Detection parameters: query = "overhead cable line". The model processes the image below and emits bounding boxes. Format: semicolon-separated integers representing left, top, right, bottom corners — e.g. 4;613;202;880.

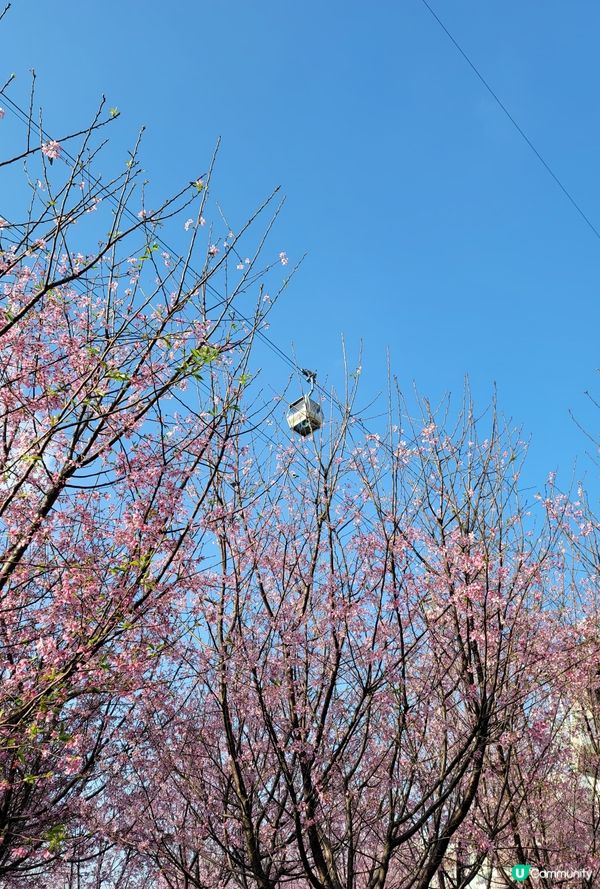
417;0;600;242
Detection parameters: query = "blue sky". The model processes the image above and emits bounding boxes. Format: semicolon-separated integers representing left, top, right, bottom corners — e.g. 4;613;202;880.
1;0;599;494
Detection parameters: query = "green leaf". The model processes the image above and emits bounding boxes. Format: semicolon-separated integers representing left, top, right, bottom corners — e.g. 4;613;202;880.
139;242;159;262
109;107;120;118
190;345;220;365
45;823;67;853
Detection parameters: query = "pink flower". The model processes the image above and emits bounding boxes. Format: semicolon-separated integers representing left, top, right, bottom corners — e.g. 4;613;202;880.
41;140;61;161
208;245;219;256
0;108;4;120
199;216;206;226
279;251;288;266
0;218;8;228
236;263;244;270
184;218;194;231
137;209;148;220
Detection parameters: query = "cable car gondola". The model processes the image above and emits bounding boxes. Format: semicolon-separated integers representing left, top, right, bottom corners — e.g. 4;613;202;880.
287;369;323;437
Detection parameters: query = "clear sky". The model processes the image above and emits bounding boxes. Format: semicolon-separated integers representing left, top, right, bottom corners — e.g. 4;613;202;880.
1;0;599;495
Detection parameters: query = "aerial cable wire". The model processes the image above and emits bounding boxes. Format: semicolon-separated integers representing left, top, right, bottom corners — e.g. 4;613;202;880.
418;0;600;243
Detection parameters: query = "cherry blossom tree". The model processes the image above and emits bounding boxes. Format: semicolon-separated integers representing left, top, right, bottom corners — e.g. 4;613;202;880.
0;81;288;883
91;390;597;889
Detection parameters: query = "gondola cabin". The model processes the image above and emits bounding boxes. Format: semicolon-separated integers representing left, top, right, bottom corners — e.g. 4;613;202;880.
287;395;323;437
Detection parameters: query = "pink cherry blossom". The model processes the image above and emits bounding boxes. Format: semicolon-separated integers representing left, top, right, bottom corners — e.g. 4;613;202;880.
41;139;61;160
